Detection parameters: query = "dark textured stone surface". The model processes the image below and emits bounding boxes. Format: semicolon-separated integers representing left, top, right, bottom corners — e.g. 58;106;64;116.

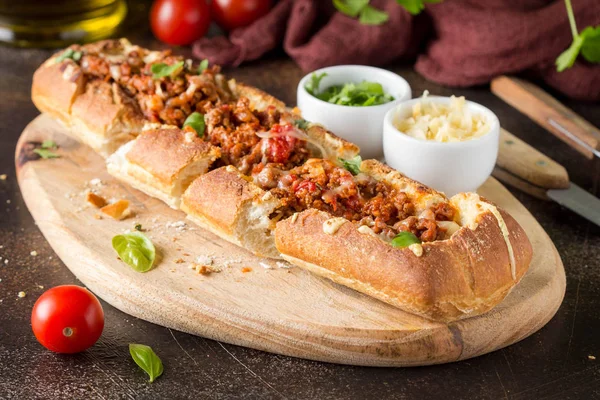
1;19;600;400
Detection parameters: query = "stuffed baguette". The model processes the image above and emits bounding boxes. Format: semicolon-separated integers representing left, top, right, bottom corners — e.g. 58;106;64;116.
31;39;533;322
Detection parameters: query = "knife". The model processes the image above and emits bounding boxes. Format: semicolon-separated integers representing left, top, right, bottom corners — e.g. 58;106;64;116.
493;128;600;227
491;76;600;159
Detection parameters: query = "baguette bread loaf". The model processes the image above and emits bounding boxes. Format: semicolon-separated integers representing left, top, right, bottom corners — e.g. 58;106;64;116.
274;162;532;321
31;39;533;322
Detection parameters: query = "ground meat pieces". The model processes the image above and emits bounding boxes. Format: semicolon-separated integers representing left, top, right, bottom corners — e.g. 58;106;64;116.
393;216;439;242
233;98;260;125
434;202;455;221
256;106;281;128
394;192;414;220
416;218;438;242
364;195;396;223
80;55;110;79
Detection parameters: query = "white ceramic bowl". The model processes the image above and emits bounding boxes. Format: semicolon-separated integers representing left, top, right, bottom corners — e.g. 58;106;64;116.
383;97;500;196
297;65;411;160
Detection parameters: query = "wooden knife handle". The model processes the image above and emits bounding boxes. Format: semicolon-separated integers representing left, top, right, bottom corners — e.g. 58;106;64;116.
491;76;600;159
497;128;569;190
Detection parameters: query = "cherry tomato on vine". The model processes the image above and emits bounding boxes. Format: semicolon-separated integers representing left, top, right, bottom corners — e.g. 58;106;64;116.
150;0;211;46
31;285;104;354
211;0;273;31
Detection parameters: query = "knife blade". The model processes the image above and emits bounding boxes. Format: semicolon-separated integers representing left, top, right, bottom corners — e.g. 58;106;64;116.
493;128;600;227
547;185;600;227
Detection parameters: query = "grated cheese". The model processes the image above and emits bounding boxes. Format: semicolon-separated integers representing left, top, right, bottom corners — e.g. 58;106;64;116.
395;91;490;142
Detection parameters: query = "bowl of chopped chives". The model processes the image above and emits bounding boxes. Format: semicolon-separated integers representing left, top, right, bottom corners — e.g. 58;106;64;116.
297;65;411;159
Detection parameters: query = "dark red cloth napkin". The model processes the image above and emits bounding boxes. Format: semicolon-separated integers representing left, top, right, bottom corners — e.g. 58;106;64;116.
193;0;600;101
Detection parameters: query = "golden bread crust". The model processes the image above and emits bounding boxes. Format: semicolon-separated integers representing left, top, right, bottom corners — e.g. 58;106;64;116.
31;58;86;125
274;207;532;322
304;124;360;160
181;166;271;236
70;81;145;154
126;128;219;188
229;80;286;111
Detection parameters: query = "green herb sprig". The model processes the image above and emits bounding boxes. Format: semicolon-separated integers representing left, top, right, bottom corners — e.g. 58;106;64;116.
112;232;156;273
56;48;82;63
391;232;421;248
197;59;209;74
151;61;184;79
129;344;164;383
183;112;206;137
292;118;310;130
306;73;394;106
33;140;60;159
339;155;362;175
555;0;600;72
333;0;442;25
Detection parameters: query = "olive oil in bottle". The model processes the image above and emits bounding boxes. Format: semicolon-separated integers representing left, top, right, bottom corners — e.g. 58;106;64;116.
0;0;127;47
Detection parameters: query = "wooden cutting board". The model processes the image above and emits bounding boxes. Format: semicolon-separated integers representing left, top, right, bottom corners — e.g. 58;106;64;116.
16;114;566;367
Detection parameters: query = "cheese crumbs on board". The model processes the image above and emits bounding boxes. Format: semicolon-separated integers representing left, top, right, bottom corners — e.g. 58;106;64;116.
395;91;490;142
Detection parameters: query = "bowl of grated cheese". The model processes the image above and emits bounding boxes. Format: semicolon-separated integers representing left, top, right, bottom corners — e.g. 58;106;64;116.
383;92;500;196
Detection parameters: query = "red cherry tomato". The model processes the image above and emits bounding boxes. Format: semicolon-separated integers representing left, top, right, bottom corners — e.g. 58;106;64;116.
211;0;272;31
31;285;104;354
150;0;211;46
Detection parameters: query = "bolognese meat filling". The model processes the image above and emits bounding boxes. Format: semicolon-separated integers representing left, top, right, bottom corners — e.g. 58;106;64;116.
254;159;457;242
67;40;234;126
63;41;313;175
58;41;457;244
204;100;310;174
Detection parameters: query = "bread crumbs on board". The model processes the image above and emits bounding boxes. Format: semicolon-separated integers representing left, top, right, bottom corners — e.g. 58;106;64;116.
0;174;7;180
18;291;26;298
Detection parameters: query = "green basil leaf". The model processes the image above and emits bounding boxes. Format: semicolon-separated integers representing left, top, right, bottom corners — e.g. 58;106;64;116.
151;61;184;79
55;48;82;63
292;118;310;130
41;140;57;149
305;72;328;95
197;59;209;74
183;112;206;137
359;5;389;25
355;81;384;95
391;231;422;248
129;344;164;383
555;35;584;72
395;0;426;15
333;0;369;17
33;148;60;159
580;26;600;63
339;155;362;175
112;232;156;272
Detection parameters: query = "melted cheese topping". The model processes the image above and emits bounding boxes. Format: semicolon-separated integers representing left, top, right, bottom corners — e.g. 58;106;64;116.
437;220;460;237
322;217;347;235
290;213;299;224
408;243;423;257
395;92;490;142
357;225;373;235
